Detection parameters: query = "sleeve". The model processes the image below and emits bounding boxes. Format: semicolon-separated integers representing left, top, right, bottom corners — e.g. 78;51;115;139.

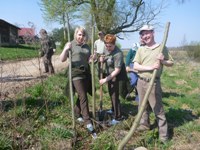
94;41;97;52
115;52;124;68
163;46;174;61
133;48;141;63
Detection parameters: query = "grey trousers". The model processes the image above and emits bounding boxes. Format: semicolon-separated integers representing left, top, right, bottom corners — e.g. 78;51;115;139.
137;78;168;139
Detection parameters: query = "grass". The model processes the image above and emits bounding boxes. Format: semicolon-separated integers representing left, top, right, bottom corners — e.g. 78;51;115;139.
0;44;39;60
0;48;200;149
0;44;62;61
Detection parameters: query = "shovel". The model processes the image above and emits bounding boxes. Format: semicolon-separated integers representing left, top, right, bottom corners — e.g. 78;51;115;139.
98;59;105;121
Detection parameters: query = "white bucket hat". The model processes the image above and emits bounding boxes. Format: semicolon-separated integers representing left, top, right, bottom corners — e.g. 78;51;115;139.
139;25;154;34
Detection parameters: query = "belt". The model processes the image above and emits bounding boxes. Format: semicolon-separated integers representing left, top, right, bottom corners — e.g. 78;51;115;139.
139;76;160;82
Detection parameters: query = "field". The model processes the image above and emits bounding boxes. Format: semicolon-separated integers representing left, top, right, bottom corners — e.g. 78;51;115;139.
0;46;200;149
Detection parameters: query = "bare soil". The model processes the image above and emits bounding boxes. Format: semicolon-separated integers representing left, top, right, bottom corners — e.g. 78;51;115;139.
0;55;67;100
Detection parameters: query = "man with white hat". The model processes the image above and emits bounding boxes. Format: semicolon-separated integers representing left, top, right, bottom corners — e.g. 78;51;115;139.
133;24;174;143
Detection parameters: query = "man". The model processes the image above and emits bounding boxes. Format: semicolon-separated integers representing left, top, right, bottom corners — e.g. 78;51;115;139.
94;31;106;56
133;25;174;143
94;31;106;78
39;29;56;74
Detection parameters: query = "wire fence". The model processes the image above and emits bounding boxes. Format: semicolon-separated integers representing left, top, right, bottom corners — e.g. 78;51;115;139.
0;55;67;100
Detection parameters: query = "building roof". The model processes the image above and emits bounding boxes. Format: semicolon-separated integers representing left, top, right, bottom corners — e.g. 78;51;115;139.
18;28;35;37
0;19;20;29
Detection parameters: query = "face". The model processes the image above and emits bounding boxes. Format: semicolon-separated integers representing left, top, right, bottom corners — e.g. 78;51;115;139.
76;30;85;44
105;43;115;52
98;33;104;39
140;30;154;46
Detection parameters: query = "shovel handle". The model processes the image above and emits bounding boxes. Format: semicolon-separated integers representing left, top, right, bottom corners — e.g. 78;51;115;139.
99;58;103;110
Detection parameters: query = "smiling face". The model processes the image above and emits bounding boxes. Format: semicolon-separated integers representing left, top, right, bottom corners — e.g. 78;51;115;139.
140;30;155;46
76;30;85;44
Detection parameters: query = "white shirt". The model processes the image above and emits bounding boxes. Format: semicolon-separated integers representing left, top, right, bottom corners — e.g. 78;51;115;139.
94;39;106;54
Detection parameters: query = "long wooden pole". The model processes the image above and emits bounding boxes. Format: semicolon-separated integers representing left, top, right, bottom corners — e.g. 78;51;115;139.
91;17;96;126
118;22;170;150
67;21;75;132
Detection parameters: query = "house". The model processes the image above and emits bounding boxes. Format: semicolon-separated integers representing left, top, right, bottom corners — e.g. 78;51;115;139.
18;27;37;44
0;19;20;46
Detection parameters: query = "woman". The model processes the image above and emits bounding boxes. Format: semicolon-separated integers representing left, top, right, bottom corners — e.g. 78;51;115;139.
99;34;126;125
60;27;96;137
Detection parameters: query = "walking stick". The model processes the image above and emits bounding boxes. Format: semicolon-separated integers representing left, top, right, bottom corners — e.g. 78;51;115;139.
66;21;76;143
91;23;96;126
69;49;75;131
118;22;170;150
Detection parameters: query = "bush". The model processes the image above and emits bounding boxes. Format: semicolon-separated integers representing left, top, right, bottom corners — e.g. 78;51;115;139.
186;44;200;62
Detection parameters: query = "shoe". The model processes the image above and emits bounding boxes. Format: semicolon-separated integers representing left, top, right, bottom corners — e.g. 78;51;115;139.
77;117;84;123
136;125;150;132
109;119;120;125
86;123;94;132
91;132;97;140
106;109;113;114
86;123;97;139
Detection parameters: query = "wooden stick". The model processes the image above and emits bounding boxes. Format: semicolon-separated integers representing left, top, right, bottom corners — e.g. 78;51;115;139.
91;19;96;126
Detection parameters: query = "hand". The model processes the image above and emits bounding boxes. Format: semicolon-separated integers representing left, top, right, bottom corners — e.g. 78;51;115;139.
126;67;131;72
157;53;164;61
64;42;72;51
152;61;161;70
89;54;96;63
99;78;107;85
99;55;105;63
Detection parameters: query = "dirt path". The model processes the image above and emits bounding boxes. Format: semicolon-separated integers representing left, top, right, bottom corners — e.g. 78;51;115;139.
0;55;68;99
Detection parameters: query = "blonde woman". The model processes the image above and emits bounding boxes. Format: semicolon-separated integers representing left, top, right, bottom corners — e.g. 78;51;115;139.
60;27;96;138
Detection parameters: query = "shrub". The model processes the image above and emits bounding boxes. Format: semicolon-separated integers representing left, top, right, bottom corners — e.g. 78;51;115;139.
186;44;200;62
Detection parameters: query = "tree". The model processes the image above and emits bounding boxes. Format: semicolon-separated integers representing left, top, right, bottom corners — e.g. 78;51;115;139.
69;0;167;37
39;0;78;41
39;0;167;39
51;27;74;48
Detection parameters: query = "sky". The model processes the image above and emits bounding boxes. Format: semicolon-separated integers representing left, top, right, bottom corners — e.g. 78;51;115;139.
0;0;199;48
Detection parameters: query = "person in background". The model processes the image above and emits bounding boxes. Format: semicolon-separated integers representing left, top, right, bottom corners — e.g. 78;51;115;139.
125;42;140;101
133;24;174;143
94;31;106;56
99;34;127;125
94;31;106;78
60;26;96;139
39;29;56;74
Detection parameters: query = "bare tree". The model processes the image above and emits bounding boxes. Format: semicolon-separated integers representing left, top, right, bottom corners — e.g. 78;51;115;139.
39;0;168;38
70;0;167;36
